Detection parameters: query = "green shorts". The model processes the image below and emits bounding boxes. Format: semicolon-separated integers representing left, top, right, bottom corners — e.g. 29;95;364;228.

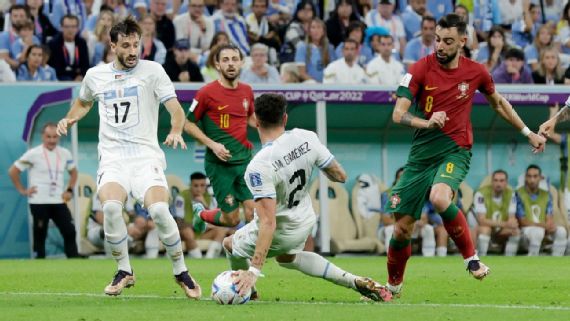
386;148;471;219
205;161;253;213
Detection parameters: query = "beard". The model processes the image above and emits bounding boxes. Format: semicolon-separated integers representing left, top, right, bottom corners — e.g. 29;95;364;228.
221;67;240;81
117;53;138;69
436;50;458;65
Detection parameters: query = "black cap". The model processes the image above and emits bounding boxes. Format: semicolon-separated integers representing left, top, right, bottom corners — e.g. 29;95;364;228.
379;0;395;4
174;39;190;50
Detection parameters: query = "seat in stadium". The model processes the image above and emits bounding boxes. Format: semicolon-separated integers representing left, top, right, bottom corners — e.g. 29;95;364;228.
350;174;387;254
166;174;188;200
309;179;383;254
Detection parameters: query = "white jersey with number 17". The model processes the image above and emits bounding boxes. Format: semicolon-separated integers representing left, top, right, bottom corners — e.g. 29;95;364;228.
244;129;334;226
78;60;176;168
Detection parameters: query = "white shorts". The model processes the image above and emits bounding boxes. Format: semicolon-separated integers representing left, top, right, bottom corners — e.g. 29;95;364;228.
96;158;168;204
232;213;316;259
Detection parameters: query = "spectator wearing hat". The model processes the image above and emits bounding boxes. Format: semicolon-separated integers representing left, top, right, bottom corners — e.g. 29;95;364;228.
163;39;204;82
491;47;534;84
364;0;406;58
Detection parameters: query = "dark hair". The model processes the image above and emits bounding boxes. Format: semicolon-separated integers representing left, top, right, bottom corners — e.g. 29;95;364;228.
564;2;570;24
343;38;359;48
422;15;437;27
190;172;207;181
505;47;525;60
41;44;51;59
215;43;244;62
332;0;359;21
492;169;508;180
437;13;467;35
42;122;57;133
346;21;366;43
526;164;542;175
60;14;80;27
293;0;316;22
110;16;142;43
25;44;43;59
251;0;269;6
9;4;31;19
15;19;34;32
254;94;287;128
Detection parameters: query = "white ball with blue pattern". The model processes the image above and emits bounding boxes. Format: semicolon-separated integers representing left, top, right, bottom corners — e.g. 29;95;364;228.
211;271;251;305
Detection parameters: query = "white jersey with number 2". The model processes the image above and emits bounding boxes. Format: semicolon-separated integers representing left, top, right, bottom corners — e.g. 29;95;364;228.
78;60;176;168
244;129;334;226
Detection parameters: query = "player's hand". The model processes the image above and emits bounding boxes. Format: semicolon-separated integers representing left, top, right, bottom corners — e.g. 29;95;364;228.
62;191;73;202
505;220;518;229
20;186;37;197
545;221;556;234
427;111;449;129
163;132;187;150
538;118;556;139
528;132;546;154
234;270;257;297
56;118;78;136
210;142;232;161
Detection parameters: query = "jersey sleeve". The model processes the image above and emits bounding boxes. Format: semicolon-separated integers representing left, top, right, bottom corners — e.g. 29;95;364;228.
187;87;208;122
173;195;185;219
245;160;276;200
78;71;95;102
473;191;486;215
13;149;35;171
515;192;525;219
395;60;426;101
62;148;76;171
306;131;334;169
508;193;516;216
478;64;496;95
154;64;177;104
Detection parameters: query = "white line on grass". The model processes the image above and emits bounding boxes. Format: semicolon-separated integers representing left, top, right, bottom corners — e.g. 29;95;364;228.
2;291;569;311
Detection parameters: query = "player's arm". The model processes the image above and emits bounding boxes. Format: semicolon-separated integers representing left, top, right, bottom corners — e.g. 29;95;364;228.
539;101;569;144
184;119;232;161
392;96;448;129
62;168;78;202
8;165;36;197
484;92;545;152
235;197;276;296
476;212;501;228
322;159;347;183
163;98;187;149
56;98;93;136
247;112;257;128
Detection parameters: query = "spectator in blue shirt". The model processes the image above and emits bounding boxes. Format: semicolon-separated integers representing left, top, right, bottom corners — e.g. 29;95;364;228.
240;43;281;84
403;15;436;69
492;47;533;84
401;0;426;41
512;3;541;49
335;21;374;66
11;19;41;64
48;0;87;32
524;24;555;71
17;44;57;81
295;18;335;83
426;0;453;21
475;25;509;72
0;5;32;70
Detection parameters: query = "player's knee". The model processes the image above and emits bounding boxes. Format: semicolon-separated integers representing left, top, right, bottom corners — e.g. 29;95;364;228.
224;212;241;227
276;254;295;264
147;202;171;225
429;193;451;213
102;200;123;218
478;226;492;236
529;227;545;243
394;222;413;240
222;236;233;253
554;226;567;240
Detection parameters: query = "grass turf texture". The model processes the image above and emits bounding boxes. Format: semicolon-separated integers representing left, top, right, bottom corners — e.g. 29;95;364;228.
1;256;569;321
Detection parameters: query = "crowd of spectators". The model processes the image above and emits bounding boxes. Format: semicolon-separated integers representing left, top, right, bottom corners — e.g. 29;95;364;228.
2;0;570;84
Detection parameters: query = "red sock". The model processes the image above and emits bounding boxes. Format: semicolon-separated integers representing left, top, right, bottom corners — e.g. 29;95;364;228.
387;239;412;286
199;208;222;225
443;209;476;259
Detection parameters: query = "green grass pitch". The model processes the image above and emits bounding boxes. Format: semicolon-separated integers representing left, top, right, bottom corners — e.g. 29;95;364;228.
1;256;569;321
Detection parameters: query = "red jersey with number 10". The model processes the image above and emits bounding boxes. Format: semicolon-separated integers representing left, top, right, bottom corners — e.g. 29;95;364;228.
396;54;495;161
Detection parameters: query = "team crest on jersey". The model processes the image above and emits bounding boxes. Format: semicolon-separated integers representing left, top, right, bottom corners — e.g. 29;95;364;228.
457;82;469;99
243;98;249;111
390;194;401;209
249;172;262;187
224;194;235;206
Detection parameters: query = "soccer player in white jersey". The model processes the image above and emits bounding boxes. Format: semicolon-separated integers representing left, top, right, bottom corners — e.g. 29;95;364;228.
224;93;392;302
55;17;201;299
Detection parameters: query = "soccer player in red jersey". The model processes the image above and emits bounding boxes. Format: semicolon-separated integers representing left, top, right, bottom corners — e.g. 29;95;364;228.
385;14;545;297
184;43;256;231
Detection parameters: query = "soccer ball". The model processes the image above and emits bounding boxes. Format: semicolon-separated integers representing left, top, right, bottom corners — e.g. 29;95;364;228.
211;270;251;305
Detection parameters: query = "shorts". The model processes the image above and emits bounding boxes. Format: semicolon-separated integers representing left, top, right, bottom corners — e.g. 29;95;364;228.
387;148;471;220
231;211;316;259
205;161;252;213
97;158;168;205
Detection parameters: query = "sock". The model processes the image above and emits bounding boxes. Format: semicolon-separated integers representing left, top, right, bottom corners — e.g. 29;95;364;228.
552;226;568;256
436;246;447;257
188;247;203;259
477;234;491;256
200;208;223;225
505;235;520;256
144;227;159;259
224;246;250;270
103;201;132;273
205;242;223;259
420;225;435;257
441;204;476;259
387;238;412;286
278;251;357;289
148;202;186;275
526;227;545;256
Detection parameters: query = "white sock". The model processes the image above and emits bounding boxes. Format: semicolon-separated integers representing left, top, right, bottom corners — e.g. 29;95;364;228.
505;235;520;256
477;234;491;256
278;251;357;289
103;201;131;273
205;242;222;259
144;228;159;259
148;202;186;275
188;247;203;259
552;226;568;256
436;246;447;257
420;225;435;257
224;246;250;270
